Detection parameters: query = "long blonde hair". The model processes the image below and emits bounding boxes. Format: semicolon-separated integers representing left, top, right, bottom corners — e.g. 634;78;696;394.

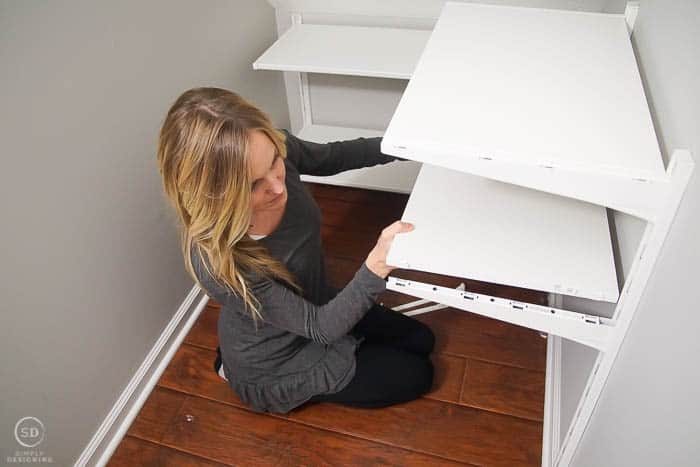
157;87;298;321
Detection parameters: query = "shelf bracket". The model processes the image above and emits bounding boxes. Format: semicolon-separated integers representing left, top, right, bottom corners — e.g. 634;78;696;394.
386;277;614;351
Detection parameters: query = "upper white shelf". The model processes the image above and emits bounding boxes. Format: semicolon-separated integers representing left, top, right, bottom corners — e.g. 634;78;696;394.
381;2;667;216
253;24;431;79
388;164;620;303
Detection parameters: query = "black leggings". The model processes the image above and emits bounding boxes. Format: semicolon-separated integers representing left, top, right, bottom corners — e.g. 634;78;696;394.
308;303;436;409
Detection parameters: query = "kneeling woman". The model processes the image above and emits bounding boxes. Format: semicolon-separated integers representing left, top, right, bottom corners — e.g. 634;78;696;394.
157;87;435;414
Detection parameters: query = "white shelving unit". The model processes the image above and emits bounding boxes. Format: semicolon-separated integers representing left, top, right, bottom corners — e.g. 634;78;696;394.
254;20;428;193
256;2;694;466
377;3;694;466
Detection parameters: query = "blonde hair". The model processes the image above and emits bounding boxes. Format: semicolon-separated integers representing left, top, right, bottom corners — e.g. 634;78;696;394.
157;87;298;321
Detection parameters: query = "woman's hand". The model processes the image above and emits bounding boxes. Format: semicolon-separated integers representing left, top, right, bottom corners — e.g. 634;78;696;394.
365;221;415;279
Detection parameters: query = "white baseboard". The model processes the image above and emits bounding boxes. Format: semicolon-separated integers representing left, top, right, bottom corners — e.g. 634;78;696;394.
75;285;210;467
542;293;563;467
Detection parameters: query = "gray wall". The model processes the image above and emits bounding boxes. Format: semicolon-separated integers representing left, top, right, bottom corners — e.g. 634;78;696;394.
563;1;700;465
0;1;287;465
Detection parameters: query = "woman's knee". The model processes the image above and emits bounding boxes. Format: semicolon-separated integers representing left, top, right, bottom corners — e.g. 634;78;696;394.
357;344;434;399
415;356;434;395
422;323;436;354
408;321;436;356
369;353;433;402
399;354;434;398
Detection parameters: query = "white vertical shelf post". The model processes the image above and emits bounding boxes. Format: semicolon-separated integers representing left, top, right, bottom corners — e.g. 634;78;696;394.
557;150;694;466
291;14;313;131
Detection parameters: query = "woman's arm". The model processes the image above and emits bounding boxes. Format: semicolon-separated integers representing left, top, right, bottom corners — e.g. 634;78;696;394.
242;220;412;343
282;129;402;177
229;263;385;344
199;221;414;345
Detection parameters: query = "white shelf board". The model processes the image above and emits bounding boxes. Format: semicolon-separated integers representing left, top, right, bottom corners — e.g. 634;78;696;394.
297;124;421;194
253;24;431;79
387;164;620;303
381;2;665;191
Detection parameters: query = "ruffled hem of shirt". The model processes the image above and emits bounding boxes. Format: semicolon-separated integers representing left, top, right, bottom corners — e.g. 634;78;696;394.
226;334;362;414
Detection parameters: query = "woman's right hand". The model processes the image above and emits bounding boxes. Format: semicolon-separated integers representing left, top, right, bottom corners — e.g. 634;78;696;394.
365;221;415;279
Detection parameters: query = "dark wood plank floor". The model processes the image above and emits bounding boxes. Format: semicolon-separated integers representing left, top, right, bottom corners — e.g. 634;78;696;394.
109;183;547;466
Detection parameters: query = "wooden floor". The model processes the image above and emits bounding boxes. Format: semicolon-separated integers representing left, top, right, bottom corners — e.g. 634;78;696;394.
109;184;548;466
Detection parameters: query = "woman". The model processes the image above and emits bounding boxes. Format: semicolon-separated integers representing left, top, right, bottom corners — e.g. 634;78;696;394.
157;87;435;414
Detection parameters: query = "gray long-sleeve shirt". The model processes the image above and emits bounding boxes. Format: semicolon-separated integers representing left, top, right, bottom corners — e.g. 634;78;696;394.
191;130;398;413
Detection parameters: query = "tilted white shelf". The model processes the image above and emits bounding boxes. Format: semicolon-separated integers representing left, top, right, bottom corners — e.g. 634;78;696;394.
381;2;667;221
297;124;421;194
253;24;431;79
378;5;694;461
387;164;619;303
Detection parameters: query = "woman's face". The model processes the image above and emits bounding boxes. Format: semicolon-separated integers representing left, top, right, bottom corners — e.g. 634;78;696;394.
247;130;287;213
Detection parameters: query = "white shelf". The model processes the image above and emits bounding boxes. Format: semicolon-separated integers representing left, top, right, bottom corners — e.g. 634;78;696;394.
381;2;667;215
253;24;431;79
387;164;620;303
297;124;421;194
